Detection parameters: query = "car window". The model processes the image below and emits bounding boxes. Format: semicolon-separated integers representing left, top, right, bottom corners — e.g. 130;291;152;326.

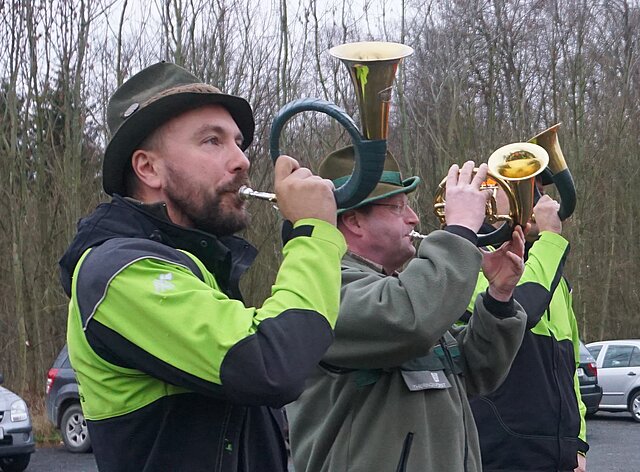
602;345;634;368
579;341;595;363
630;347;640;367
54;344;72;368
587;345;603;360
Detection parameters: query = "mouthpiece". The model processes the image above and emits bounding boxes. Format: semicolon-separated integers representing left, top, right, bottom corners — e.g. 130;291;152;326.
238;186;277;203
409;230;427;240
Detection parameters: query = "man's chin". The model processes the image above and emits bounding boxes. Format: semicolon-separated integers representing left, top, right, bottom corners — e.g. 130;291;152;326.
220;211;250;236
193;208;250;236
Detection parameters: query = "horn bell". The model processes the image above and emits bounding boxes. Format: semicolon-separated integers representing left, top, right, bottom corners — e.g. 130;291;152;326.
329;41;413;140
487;142;549;228
527;123;576;220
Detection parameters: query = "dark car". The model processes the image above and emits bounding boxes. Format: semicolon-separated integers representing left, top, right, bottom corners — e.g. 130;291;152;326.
0;373;35;472
577;340;602;416
45;345;91;453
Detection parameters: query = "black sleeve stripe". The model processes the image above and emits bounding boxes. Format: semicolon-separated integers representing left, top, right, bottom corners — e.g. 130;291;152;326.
76;238;204;329
513;282;552;329
220;309;333;408
282;224;314;245
549;243;569;295
86;320;227;399
514;244;569;329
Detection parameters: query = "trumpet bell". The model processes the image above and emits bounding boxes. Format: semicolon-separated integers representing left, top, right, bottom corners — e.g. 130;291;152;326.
433;142;549;247
528;123;567;174
269;41;413;209
329;42;413;140
527;123;576;221
487;142;549;229
487;142;549;180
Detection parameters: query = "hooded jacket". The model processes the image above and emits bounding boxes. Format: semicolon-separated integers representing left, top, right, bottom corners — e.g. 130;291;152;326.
60;195;346;472
464;231;588;472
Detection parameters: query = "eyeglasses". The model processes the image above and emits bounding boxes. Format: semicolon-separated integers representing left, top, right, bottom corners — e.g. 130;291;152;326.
370;202;411;216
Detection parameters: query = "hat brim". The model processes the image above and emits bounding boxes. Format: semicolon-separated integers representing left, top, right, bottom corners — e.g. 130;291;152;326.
103;92;254;196
337;176;420;214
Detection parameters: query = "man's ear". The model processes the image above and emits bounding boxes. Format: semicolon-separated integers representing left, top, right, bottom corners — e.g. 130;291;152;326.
131;149;162;190
339;210;365;236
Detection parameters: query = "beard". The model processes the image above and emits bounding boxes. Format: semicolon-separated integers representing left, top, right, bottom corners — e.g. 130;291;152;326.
165;172;251;236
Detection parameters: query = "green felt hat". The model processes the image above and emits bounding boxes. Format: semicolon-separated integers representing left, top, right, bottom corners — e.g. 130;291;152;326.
103;62;255;196
319;145;420;213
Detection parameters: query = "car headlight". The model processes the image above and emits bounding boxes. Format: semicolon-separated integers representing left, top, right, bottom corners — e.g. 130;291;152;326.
10;399;29;422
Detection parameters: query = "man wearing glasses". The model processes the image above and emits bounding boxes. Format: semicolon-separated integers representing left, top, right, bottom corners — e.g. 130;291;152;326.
286;146;528;472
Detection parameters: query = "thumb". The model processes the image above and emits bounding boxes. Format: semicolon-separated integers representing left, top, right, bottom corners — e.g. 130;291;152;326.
274;155;300;183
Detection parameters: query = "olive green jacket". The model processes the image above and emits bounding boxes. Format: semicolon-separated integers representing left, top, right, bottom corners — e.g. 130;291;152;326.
287;229;526;472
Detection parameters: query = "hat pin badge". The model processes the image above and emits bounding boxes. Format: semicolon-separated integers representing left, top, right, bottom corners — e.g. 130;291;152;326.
123;103;139;118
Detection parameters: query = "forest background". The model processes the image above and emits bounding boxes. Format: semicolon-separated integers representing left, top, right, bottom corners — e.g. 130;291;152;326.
1;0;639;396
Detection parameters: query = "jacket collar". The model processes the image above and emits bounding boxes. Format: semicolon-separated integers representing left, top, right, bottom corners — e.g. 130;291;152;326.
344;251;399;276
59;195;257;300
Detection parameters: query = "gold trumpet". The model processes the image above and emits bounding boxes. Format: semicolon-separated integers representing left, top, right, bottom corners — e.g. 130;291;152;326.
527;123;576;220
433;142;549;246
269;41;413;209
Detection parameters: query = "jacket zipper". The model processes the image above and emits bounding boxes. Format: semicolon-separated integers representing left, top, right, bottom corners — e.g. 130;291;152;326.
216;404;234;472
395;432;414;472
440;338;469;472
548;308;563;471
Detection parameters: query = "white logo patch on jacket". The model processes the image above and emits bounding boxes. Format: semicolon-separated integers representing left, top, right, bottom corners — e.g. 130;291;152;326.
154;273;175;293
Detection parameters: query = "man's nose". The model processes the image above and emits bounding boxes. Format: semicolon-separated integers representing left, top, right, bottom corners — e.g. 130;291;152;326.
229;144;250;173
405;206;419;225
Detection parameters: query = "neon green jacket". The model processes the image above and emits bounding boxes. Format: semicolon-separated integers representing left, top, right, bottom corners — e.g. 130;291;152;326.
61;196;346;472
464;231;588;471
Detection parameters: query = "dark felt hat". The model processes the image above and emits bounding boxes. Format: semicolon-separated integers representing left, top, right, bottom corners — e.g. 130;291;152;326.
319;145;420;214
103;62;255;196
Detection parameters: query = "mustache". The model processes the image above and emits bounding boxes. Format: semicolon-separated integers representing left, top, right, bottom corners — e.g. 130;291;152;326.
218;173;250;194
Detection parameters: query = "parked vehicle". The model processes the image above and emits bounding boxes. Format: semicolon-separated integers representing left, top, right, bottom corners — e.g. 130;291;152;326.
586;339;640;422
0;373;35;472
577;340;602;416
45;345;92;453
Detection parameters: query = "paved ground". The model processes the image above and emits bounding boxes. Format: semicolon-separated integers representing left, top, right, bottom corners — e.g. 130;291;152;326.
25;411;638;471
584;411;640;472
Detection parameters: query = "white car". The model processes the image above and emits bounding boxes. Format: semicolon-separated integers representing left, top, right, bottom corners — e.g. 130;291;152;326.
0;373;35;471
586;339;640;422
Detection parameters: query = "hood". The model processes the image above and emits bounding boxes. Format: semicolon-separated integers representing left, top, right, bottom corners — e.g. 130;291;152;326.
59;195;257;299
0;386;23;409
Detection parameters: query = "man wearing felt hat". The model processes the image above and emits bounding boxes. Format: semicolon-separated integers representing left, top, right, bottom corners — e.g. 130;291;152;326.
286;145;528;472
59;62;346;472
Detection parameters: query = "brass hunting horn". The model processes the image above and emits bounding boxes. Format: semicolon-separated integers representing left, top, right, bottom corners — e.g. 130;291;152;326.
433;142;550;247
268;41;413;209
527;123;576;220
